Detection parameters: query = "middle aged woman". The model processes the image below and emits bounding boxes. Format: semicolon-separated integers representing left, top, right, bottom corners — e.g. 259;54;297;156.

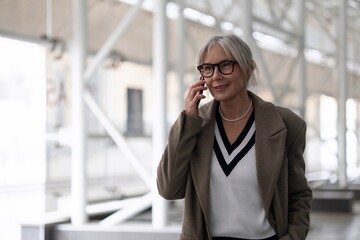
157;34;312;240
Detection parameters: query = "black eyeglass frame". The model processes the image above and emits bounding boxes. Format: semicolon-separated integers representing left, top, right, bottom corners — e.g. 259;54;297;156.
197;60;238;78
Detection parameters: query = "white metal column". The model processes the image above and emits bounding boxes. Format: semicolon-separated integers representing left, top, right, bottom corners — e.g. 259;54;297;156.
152;0;169;228
177;0;186;111
357;102;360;169
243;0;252;44
46;0;53;38
71;0;87;224
298;0;307;119
337;0;348;189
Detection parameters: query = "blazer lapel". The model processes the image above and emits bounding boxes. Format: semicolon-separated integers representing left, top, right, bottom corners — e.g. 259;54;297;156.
250;92;287;215
190;100;217;227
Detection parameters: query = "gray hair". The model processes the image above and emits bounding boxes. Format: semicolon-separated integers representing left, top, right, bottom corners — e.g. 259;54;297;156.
196;34;257;86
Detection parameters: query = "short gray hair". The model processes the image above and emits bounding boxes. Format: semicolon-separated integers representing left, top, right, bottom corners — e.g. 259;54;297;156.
196;34;257;86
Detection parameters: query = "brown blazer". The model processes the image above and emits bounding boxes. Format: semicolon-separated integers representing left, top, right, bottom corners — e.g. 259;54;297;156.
157;91;312;240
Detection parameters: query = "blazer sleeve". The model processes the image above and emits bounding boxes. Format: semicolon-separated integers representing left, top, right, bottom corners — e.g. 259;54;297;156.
282;110;313;240
157;111;203;200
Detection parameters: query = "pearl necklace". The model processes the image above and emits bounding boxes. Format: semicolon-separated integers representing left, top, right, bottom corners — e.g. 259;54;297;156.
219;100;253;122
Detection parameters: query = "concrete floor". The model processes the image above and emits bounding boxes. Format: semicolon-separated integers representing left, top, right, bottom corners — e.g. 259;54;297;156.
307;208;360;240
42;201;360;240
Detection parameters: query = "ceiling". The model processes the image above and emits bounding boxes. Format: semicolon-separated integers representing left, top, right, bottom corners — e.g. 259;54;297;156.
1;0;360;99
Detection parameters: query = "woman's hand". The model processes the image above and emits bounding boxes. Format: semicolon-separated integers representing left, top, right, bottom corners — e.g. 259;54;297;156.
184;78;207;117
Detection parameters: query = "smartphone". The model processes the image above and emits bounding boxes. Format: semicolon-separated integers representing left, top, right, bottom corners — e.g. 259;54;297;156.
197;76;205;106
198;76;205;94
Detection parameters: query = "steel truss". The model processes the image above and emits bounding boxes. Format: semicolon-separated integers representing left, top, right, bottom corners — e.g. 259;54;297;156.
1;0;359;228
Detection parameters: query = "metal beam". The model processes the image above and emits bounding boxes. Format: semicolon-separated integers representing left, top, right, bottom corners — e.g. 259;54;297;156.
84;0;145;81
46;0;53;38
99;193;152;226
83;91;153;188
357;102;360;169
253;16;300;39
337;0;348;189
71;0;87;225
177;0;186;111
251;39;280;104
298;0;307;118
152;0;169;228
242;0;253;47
243;0;279;104
306;8;337;42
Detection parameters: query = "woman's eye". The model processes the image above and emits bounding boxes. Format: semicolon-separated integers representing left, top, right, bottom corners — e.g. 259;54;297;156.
204;65;212;71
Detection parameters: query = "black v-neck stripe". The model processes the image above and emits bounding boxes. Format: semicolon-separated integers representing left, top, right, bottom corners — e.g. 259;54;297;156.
214;131;256;177
216;106;255;155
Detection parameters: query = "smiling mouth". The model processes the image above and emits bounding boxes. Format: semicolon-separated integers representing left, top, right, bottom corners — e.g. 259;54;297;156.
214;84;227;90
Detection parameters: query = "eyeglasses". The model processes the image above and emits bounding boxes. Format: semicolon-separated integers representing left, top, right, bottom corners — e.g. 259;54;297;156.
197;60;238;78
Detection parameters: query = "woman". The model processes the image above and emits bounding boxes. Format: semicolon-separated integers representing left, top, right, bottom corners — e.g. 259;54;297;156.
157;34;312;240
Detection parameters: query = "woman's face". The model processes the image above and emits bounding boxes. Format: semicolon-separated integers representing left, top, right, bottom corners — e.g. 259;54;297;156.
202;44;248;103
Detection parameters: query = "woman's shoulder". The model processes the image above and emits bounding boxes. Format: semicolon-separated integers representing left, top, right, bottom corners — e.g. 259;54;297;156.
250;91;304;126
276;106;305;127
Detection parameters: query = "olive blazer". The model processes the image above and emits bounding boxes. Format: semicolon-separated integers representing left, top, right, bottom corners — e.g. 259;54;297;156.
157;91;312;240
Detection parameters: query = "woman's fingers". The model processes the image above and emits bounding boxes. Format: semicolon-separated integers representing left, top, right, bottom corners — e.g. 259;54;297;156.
184;80;207;116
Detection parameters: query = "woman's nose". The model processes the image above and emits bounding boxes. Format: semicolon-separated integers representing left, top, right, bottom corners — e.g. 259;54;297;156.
212;66;222;79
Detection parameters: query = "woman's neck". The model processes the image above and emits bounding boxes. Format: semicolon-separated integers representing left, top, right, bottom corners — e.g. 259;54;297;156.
219;95;252;119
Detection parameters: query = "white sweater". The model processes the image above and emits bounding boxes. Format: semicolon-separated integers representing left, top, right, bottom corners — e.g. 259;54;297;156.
209;112;275;239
